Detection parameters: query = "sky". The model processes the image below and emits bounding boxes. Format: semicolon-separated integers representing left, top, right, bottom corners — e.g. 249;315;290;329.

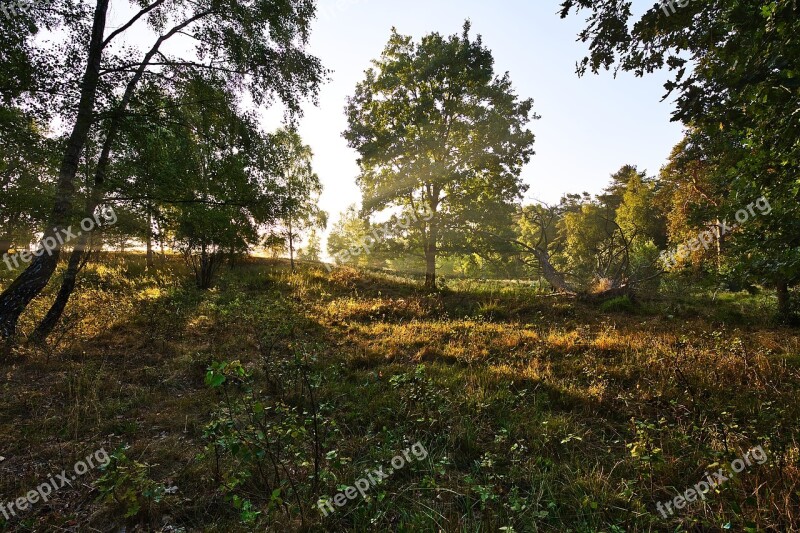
261;0;686;251
99;0;685;255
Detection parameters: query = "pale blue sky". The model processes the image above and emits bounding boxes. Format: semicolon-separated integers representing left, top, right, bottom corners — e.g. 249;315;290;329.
106;0;684;253
271;0;685;247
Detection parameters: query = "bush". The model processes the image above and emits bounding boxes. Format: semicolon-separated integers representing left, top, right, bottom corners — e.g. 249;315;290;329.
94;448;168;520
599;295;635;313
202;355;328;526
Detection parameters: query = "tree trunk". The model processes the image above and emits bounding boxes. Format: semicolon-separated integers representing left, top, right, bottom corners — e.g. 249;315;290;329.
146;208;154;269
31;236;91;343
34;196;102;342
423;205;439;289
288;221;295;270
531;248;576;294
776;278;791;322
424;236;437;289
0;0;109;341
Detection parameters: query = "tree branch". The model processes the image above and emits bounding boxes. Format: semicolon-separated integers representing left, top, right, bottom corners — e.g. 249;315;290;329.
102;0;169;48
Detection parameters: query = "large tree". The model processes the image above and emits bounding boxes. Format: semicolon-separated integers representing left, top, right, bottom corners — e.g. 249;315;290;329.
31;75;286;340
344;22;537;289
559;0;800;319
0;0;325;342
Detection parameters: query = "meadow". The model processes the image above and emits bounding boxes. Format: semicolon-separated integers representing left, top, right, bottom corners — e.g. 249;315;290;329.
0;255;798;532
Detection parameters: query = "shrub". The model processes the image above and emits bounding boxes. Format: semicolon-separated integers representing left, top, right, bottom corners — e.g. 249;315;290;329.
201;354;328;526
94;448;167;520
599;295;635;313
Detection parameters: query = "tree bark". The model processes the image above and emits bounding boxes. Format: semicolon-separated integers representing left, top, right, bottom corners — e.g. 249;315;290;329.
423;215;438;289
531;248;576;294
424;245;436;289
146;207;154;269
776;278;791;322
0;0;109;341
30;236;91;343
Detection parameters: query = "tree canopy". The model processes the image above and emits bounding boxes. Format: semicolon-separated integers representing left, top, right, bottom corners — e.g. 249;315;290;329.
344;21;537;288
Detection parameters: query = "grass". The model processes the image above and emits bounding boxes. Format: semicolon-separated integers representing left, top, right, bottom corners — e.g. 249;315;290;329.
0;254;798;531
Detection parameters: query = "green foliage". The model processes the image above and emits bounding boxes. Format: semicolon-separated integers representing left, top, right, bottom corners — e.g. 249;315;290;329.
555;167;665;292
268;128;327;267
561;202;619;287
94;448;167;520
344;21;537;285
297;229;323;262
561;0;800;317
153;75;285;288
326;205;375;267
0;106;58;253
202;353;328;525
615;172;666;249
599;295;635;314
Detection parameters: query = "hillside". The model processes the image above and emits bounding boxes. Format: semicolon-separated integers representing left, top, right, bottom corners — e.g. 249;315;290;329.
1;256;798;531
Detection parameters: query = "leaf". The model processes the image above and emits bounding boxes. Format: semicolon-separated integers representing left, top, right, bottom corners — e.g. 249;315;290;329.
206;371;226;388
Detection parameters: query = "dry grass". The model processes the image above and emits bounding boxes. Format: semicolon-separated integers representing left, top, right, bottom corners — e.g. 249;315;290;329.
0;255;798;531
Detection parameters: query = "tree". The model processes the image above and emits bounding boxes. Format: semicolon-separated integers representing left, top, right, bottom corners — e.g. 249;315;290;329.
31;74;287;340
108;82;185;270
561;201;632;292
263;233;288;259
658;134;727;272
326;206;373;269
513;202;573;290
169;75;283;289
0;0;325;342
344;22;537;289
297;230;322;263
271;128;327;270
559;0;800;319
513;181;663;297
598;165;646;212
615;171;666;249
0;106;57;257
